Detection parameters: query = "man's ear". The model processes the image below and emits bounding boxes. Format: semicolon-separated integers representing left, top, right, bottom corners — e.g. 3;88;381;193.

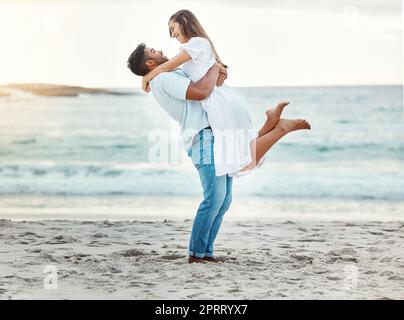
145;59;156;68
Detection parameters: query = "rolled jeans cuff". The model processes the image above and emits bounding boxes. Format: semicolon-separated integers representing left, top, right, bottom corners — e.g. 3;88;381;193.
188;251;205;258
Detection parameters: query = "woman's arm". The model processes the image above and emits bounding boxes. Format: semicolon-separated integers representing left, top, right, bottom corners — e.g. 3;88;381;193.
142;50;192;92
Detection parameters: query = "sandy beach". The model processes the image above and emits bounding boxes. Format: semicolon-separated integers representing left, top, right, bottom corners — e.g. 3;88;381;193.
1;218;403;300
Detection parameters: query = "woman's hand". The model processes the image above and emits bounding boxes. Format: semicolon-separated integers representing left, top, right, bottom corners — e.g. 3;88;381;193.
216;64;228;86
142;76;151;93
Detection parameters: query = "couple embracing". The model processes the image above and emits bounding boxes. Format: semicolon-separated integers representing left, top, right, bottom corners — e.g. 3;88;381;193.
127;9;310;264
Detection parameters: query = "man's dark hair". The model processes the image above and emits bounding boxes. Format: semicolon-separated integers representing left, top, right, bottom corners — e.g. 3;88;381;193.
127;43;149;76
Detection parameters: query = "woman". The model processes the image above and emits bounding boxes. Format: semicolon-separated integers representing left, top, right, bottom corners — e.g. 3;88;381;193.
142;9;310;177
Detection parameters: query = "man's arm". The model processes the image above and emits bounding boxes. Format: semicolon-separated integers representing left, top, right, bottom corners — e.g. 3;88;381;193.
185;63;222;101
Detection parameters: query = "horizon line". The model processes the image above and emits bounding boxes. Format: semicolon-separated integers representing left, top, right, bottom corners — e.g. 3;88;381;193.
1;82;403;89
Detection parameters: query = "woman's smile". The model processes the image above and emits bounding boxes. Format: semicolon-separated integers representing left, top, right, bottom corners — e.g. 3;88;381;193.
168;20;188;44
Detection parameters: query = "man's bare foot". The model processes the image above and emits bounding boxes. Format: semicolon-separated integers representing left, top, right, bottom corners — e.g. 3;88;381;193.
188;255;207;264
276;118;311;133
202;256;226;263
265;101;290;131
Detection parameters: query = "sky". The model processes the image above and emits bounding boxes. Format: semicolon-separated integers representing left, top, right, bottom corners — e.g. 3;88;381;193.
0;0;402;87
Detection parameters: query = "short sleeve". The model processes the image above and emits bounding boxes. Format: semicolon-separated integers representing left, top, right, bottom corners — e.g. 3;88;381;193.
181;37;211;61
151;71;191;100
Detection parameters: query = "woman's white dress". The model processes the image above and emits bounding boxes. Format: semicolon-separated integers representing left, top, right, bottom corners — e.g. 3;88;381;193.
181;37;265;177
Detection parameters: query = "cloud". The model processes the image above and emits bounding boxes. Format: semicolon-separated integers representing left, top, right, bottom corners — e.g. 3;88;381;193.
199;0;401;15
2;0;401;15
0;0;401;86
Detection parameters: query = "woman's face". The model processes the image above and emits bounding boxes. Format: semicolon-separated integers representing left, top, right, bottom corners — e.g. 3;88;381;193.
169;20;189;44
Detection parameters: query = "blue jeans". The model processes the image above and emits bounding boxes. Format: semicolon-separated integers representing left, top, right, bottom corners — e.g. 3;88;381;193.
187;128;233;258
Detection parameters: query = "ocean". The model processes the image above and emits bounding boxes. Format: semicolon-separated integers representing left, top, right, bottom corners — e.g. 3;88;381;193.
0;85;403;220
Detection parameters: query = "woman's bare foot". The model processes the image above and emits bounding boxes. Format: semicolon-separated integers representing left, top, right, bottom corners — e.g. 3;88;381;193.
259;101;290;136
239;118;310;174
276;118;311;133
266;101;289;127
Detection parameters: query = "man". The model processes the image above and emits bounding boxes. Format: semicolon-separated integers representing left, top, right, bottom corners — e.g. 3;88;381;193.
127;43;230;264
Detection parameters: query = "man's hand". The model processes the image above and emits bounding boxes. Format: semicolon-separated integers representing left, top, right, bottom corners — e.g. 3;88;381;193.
216;64;228;86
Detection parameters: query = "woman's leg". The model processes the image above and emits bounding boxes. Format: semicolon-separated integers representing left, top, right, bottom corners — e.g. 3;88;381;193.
241;118;311;172
258;101;289;137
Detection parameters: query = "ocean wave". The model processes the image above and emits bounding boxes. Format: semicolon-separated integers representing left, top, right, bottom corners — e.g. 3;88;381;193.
0;163;127;178
0;161;403;201
11;138;37;145
84;144;140;150
0;190;402;201
0;86;402;201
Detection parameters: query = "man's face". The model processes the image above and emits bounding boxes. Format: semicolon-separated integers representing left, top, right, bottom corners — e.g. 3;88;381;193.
144;47;169;69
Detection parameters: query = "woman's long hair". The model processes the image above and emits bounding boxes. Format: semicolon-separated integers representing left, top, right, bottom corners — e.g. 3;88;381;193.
169;9;228;68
